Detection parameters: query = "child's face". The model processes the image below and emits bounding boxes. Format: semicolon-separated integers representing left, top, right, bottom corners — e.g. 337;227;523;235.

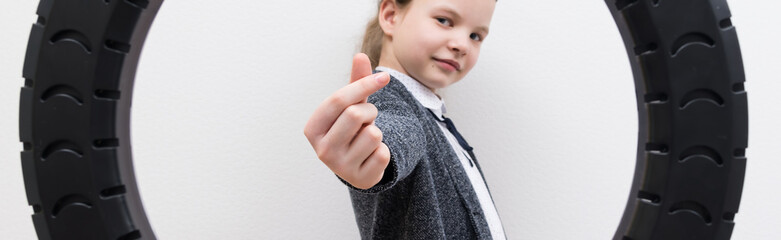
381;0;496;90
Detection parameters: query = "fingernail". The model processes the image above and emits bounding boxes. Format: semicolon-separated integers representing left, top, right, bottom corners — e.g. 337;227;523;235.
375;73;388;84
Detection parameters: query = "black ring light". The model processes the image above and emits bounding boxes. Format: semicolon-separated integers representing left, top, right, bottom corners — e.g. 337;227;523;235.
18;0;747;239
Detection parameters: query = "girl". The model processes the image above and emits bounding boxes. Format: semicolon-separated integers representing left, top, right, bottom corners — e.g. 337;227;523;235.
304;0;503;238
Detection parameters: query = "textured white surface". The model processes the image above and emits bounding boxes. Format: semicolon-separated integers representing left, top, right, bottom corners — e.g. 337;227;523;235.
0;0;778;239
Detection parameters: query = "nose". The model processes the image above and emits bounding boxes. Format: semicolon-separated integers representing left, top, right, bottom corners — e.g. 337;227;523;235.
447;35;469;56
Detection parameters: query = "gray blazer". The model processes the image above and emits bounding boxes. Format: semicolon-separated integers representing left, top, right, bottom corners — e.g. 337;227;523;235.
342;76;496;239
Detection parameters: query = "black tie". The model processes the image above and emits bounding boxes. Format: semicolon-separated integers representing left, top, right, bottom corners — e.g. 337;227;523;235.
428;109;476;167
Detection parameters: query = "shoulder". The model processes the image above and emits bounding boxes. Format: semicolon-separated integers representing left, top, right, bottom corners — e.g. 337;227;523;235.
358;77;431;192
368;77;427;130
368;77;415;113
368;76;431;155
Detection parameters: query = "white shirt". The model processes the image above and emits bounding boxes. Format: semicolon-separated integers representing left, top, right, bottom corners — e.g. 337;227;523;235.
376;66;506;240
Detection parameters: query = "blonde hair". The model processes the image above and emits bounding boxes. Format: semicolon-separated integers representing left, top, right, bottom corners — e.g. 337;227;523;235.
361;0;412;69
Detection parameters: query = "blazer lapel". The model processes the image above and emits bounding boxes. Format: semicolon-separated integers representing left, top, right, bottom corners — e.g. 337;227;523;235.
415;104;492;239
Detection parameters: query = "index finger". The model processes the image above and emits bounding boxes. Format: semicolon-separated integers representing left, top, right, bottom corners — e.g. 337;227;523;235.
305;72;390;140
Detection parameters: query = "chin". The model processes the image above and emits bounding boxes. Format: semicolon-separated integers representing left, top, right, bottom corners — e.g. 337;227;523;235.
438;77;462;88
416;71;459;90
429;80;454;90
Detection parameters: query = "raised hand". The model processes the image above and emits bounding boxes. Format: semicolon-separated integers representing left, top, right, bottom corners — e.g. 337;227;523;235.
304;53;391;189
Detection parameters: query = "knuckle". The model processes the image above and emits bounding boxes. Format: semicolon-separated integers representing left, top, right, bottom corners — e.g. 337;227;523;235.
329;95;348;108
368;126;383;142
359;80;374;93
303;127;314;139
369;104;379;118
377;144;391;162
315;145;339;166
333;160;349;172
315;147;331;162
344;105;363;121
373;172;385;186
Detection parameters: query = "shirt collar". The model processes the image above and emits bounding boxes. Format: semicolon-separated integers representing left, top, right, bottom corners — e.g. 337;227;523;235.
375;66;447;120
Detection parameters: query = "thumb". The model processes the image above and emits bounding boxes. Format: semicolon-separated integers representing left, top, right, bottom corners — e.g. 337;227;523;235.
350;53;373;84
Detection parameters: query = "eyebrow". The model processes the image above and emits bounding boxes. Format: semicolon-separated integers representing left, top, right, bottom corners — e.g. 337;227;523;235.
438;6;490;34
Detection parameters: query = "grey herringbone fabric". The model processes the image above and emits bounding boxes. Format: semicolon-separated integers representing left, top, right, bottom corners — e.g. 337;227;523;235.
342;76;494;240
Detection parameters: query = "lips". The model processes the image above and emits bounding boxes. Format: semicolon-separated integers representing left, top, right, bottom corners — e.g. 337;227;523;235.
433;58;461;71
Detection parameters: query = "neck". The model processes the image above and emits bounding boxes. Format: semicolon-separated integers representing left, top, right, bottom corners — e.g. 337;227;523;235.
377;39;405;76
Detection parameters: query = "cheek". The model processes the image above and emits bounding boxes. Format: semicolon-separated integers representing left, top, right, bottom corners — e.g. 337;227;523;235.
416;27;445;49
415;35;437;52
408;39;437;63
464;52;480;70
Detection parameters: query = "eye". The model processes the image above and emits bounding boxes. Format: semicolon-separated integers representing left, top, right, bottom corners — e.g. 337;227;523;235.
470;33;482;41
435;17;452;27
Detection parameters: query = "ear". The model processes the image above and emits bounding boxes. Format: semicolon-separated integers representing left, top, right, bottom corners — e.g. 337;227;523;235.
378;0;401;37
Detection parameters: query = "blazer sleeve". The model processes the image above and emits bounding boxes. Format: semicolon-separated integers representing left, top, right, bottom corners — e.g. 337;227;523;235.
340;86;426;194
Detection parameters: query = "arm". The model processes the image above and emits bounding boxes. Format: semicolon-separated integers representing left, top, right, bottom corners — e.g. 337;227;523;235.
344;93;427;193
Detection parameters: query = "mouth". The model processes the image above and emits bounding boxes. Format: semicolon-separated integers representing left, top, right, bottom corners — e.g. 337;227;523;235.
433;58;461;71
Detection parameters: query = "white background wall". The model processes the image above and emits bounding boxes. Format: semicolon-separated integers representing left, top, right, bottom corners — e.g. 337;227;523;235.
1;0;778;239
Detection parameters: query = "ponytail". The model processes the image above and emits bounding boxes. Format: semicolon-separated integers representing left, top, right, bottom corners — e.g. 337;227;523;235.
361;0;412;69
361;17;384;69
